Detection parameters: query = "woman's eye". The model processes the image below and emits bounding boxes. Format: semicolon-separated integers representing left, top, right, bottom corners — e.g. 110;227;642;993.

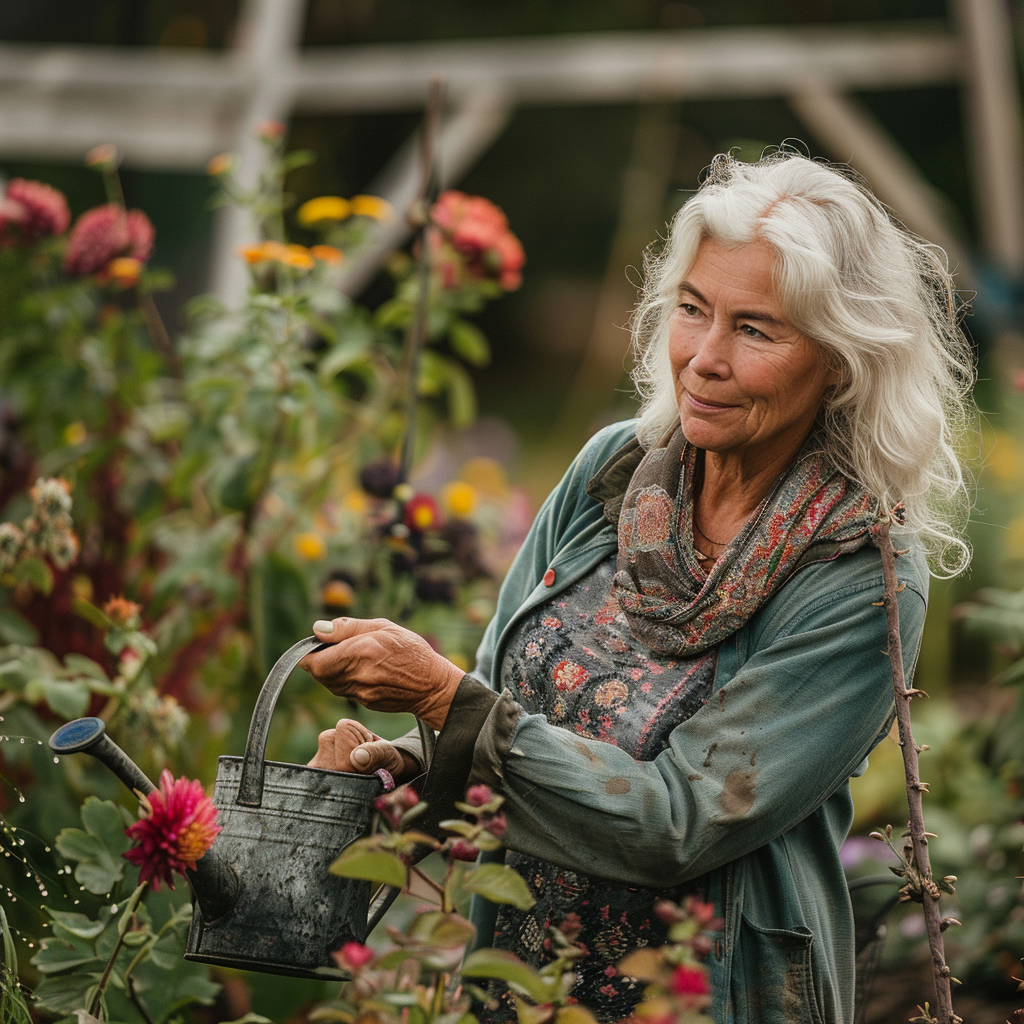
740;323;767;339
679;303;700;316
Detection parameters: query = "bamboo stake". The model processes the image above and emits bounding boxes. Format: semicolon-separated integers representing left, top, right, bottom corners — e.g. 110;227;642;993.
871;506;960;1024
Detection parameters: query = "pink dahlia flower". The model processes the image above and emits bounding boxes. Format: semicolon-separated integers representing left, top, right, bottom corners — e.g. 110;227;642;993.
63;203;155;276
0;179;70;244
430;190;525;292
124;769;221;889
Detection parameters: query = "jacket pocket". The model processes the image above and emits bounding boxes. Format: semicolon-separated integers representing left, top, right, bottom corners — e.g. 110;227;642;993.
735;918;825;1024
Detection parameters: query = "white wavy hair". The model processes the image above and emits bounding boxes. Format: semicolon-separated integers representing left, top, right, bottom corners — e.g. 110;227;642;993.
631;151;975;575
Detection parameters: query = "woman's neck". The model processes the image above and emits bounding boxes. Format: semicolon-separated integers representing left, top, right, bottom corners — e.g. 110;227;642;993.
693;443;803;545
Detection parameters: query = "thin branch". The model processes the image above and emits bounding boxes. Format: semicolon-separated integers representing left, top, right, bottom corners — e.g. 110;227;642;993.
398;78;445;485
871;508;960;1024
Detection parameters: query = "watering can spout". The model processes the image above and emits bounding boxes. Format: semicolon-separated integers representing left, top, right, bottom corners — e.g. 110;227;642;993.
48;717;239;923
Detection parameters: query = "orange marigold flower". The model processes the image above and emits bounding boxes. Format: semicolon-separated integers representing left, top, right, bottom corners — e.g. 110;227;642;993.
280;244;315;270
310;244;343;265
124;769;221;890
297;196;350;225
442;480;478;518
322;579;355;609
103;257;143;287
103;594;142;626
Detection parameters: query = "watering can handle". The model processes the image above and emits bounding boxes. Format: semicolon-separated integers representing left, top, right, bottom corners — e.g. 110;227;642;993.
236;636;436;807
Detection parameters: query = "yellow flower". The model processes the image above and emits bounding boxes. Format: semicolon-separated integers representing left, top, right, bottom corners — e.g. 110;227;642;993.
63;421;87;446
294;532;327;560
279;244;315;271
105;257;142;287
206;153;232;176
297;196;351;225
350;195;392;221
342;490;369;514
442;480;479;518
393;483;414;503
459;457;509;499
310;244;343;265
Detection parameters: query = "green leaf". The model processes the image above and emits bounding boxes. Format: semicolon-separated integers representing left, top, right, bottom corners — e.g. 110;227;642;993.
406;911;476;948
461;948;553;1004
55;797;132;895
74;599;112;629
0;605;38;645
14;555;53;595
44;910;107;940
0;904;17;975
31;930;102;974
329;845;407;888
63;654;112;681
38;678;91;719
439;819;479;838
449;320;491;367
463;864;536;911
319;336;372;380
30;968;101;1013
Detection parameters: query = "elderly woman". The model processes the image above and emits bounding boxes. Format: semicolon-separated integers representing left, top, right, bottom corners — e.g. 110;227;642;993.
302;152;973;1023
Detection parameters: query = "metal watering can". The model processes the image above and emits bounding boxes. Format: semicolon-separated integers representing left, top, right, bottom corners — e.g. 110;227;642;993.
49;636;431;979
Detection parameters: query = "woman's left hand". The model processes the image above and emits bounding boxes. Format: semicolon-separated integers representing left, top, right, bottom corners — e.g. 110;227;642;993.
299;617;465;730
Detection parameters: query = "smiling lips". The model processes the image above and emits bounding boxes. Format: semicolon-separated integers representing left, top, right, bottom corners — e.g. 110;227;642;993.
685;391;736;412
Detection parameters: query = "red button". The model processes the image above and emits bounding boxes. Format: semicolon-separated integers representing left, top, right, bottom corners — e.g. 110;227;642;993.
543;568;556;586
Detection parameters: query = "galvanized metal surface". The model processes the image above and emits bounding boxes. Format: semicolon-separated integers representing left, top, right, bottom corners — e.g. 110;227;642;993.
52;634;416;980
185;755;382;978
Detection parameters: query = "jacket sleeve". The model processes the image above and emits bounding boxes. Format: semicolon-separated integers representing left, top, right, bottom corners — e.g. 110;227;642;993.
467;549;927;887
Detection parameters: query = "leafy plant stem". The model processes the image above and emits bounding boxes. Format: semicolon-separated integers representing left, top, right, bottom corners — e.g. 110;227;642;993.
125;975;156;1024
872;512;959;1024
409;862;445;900
87;880;148;1017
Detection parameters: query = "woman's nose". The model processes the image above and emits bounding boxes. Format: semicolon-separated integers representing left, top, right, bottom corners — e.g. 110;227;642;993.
688;320;731;377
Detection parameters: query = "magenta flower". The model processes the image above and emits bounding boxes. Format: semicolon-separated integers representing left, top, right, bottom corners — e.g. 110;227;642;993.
0;179;70;245
124;769;221;889
333;940;375;973
670;963;711;997
63;203;155;276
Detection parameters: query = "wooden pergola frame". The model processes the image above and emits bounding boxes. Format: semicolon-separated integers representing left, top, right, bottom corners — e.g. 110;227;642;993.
0;0;1019;306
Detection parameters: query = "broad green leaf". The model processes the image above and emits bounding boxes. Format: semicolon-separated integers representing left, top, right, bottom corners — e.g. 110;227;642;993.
463;863;536;910
0;605;38;645
329;846;407;888
55;798;132;895
30;968;101;1013
319;337;371;380
31;930;101;974
73;599;112;629
44;910;107;940
461;948;553;1004
38;678;91;719
449;320;491;367
406;911;475;948
63;654;110;681
14;555;53;595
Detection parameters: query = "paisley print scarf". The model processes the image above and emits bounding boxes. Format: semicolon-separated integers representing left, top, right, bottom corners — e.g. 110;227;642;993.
609;425;877;656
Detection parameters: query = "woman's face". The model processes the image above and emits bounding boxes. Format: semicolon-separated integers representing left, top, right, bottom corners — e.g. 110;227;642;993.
668;236;835;467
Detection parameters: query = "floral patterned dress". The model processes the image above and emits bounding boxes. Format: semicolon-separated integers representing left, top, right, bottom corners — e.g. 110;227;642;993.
487;555;718;1021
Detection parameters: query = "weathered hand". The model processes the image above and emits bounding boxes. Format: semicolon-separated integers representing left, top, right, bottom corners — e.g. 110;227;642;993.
307;718;414;780
299;617;464;731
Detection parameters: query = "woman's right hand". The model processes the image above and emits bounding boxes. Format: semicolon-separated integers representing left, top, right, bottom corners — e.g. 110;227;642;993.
307;719;414;780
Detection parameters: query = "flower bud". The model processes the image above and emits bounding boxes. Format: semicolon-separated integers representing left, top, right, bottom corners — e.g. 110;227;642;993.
447;839;480;862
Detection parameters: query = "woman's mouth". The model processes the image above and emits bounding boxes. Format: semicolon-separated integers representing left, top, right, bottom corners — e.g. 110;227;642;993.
685;391;735;412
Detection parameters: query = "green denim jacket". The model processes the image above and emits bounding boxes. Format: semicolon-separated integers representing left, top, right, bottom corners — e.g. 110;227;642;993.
426;419;927;1024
